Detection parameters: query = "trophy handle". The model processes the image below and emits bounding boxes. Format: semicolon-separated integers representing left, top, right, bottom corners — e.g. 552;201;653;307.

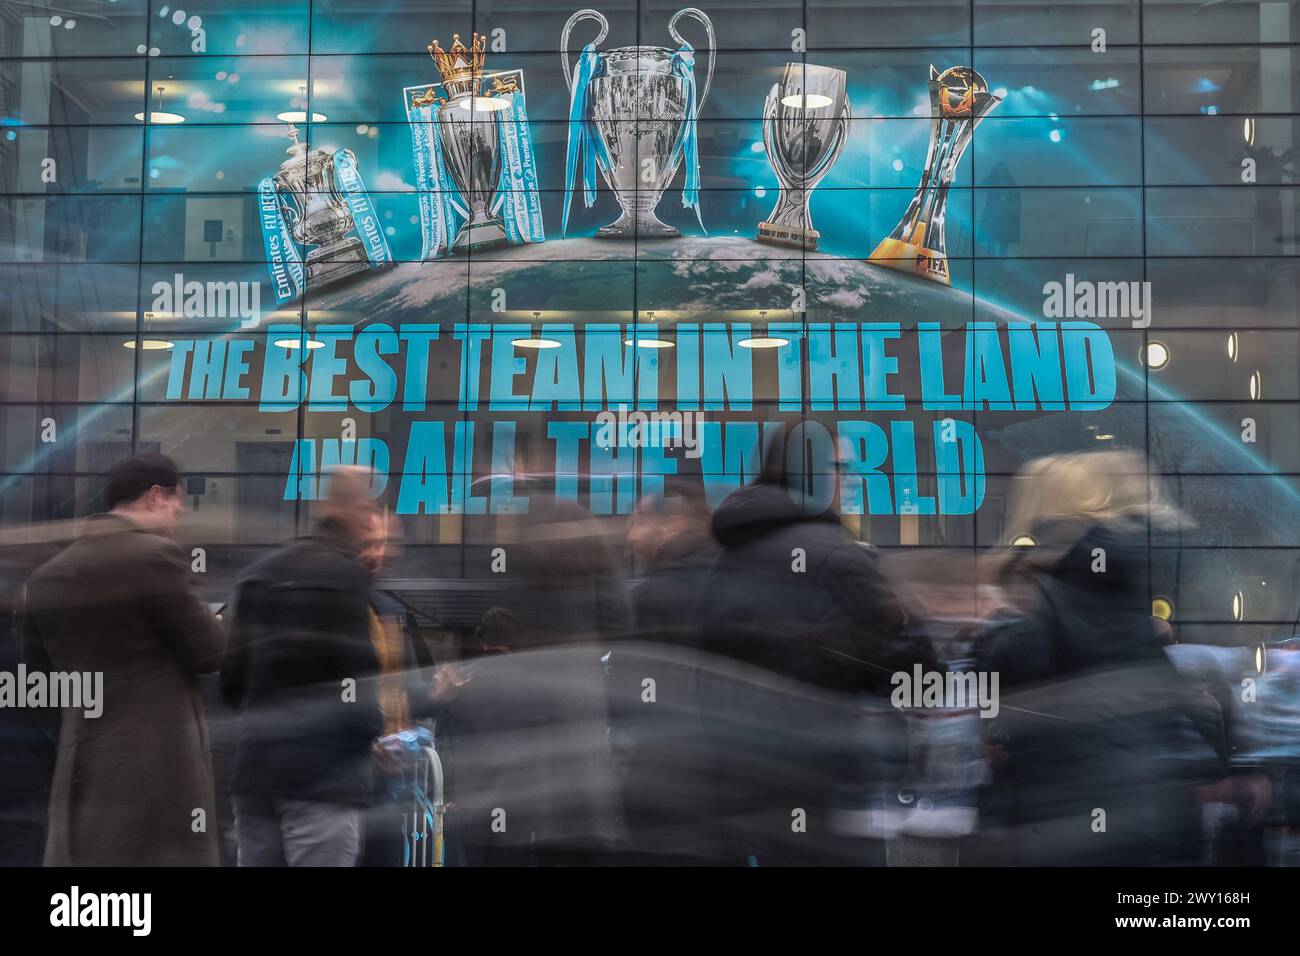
321;150;342;204
561;8;609;93
669;7;715;108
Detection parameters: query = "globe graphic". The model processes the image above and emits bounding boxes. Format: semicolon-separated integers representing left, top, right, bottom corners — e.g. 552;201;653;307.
312;235;1300;638
314;234;991;332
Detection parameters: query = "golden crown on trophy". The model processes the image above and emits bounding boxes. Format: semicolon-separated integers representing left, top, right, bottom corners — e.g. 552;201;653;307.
428;33;487;94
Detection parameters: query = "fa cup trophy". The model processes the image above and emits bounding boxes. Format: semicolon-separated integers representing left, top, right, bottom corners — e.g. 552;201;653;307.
870;65;1001;285
756;62;850;251
258;125;391;303
560;6;715;238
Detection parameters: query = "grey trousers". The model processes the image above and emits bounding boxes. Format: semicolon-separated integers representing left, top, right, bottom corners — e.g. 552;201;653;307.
233;792;365;867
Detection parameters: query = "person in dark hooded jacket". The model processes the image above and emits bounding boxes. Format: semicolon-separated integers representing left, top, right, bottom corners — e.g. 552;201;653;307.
693;427;937;864
970;451;1223;866
608;484;719;864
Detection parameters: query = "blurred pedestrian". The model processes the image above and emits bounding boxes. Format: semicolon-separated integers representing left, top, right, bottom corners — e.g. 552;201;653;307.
972;450;1222;866
356;509;436;867
222;466;383;866
23;453;225;865
694;428;935;864
610;485;718;864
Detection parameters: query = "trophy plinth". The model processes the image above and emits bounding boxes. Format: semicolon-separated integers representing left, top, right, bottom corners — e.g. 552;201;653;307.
304;240;370;288
870;65;1001;286
757;220;821;251
457;216;509;251
755;63;849;252
870;236;948;283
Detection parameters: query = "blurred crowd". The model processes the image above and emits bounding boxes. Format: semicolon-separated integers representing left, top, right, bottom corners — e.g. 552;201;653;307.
1;441;1298;867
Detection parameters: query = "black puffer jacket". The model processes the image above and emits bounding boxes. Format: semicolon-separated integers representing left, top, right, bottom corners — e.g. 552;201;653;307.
974;520;1221;866
699;481;934;694
221;520;382;807
687;482;932;863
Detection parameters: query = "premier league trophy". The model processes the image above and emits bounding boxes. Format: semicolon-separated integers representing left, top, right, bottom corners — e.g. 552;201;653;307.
560;7;715;238
870;65;1001;285
258;125;391;304
418;34;510;252
756;62;850;251
405;35;545;260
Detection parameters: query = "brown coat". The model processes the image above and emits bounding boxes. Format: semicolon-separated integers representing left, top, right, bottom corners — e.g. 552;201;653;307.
23;514;225;866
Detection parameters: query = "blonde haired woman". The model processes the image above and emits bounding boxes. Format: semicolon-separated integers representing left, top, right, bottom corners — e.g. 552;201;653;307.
969;450;1221;866
1008;447;1186;535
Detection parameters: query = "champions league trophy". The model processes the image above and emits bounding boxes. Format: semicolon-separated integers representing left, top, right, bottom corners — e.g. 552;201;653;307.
870;65;1001;285
405;34;544;259
257;123;391;304
560;7;715;238
756;62;850;251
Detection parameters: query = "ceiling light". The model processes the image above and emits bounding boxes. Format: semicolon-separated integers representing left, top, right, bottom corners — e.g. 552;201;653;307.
458;95;511;113
780;93;833;110
134;84;185;124
276;110;328;123
512;312;562;349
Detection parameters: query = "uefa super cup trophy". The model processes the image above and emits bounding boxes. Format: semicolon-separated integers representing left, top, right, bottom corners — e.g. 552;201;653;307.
756;62;850;251
560;7;715;238
271;126;369;287
870;65;1001;285
414;33;515;252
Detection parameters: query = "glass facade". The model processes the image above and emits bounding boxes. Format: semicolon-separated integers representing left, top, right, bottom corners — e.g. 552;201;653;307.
0;0;1297;645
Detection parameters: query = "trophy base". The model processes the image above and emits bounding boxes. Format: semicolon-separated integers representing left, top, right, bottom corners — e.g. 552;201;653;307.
453;219;509;254
868;237;951;286
305;240;371;289
757;221;821;251
596;209;680;240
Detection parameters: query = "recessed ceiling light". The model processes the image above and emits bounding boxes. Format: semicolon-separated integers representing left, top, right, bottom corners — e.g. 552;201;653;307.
1143;341;1170;370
